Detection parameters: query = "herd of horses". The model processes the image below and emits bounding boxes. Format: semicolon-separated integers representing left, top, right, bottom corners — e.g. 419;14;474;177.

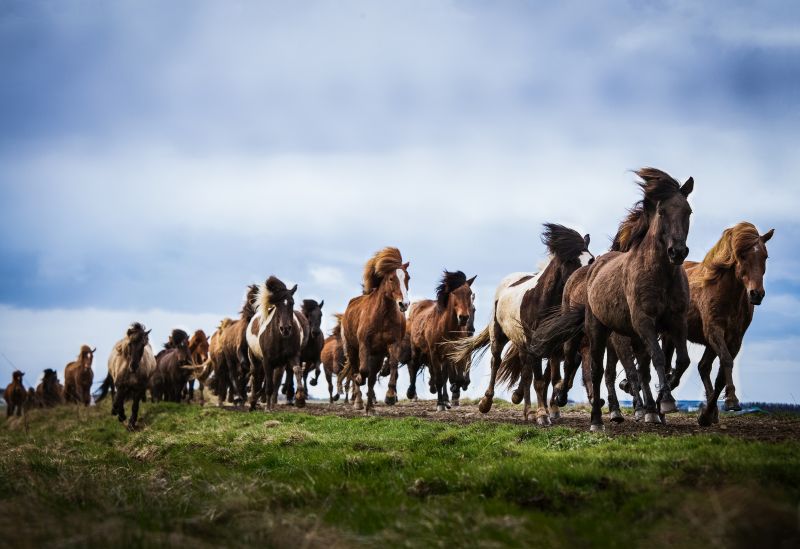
3;168;774;433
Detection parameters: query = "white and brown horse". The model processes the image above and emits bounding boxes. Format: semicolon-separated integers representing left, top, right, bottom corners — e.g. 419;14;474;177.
341;247;410;415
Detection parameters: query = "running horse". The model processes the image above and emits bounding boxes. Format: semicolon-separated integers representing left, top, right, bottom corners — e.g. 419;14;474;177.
663;222;773;425
406;270;476;411
341;247;410;415
448;224;594;424
532;168;694;431
63;344;95;406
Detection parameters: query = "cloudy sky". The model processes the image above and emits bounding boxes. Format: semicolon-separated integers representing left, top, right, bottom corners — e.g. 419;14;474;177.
1;1;799;404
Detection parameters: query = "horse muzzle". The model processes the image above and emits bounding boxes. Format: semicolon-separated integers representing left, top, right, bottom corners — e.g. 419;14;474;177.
667;244;689;265
749;289;765;305
398;301;409;313
457;315;469;326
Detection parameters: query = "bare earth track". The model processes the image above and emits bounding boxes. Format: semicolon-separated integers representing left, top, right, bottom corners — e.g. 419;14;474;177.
222;399;800;442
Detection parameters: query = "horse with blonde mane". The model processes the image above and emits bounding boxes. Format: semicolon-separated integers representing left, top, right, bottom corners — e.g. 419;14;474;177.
341;247;410;415
661;222;774;425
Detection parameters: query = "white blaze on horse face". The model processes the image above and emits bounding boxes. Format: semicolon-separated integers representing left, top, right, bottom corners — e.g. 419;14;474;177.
396;269;409;308
579;251;594;267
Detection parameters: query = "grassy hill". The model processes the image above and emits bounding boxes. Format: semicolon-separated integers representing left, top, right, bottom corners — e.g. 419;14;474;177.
1;402;799;548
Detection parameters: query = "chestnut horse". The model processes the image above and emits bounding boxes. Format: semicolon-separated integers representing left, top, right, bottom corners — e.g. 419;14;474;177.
407;270;476;411
321;313;346;403
36;368;64;407
185;329;209;401
64;345;95;406
664;222;774;425
341;247;410;415
101;323;156;430
449;224;594;424
532;168;694;431
246;276;306;411
4;370;27;417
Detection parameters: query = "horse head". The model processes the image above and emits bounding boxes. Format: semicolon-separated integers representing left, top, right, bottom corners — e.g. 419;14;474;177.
382;262;410;312
302;299;324;338
264;276;298;339
126;323;151;372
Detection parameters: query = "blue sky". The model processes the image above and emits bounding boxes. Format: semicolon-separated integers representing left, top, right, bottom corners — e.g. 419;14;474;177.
1;1;799;403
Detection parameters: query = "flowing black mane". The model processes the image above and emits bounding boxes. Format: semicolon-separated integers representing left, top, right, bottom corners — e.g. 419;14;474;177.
541;223;586;261
436;270;467;308
266;276;293;304
163;329;189;350
240;284;260;320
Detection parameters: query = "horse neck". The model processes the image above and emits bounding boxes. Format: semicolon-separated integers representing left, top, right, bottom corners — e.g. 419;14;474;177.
639;217;679;277
372;283;399;320
707;263;751;315
438;296;461;334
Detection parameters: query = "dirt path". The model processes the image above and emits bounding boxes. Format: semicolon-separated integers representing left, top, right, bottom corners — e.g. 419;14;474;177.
216;398;800;443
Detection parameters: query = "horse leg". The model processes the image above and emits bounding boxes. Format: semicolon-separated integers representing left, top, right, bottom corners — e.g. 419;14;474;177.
448;360;461;407
706;330;739;411
635;317;677;414
605;344;624;423
479;321;507;414
113;388;126;422
406;349;419;401
365;355;381;416
311;360;321;386
293;359;306;408
696;347;719;426
615;337;644;421
554;336;580;407
631;339;660;423
384;356;399;406
283;365;295;405
532;357;550;426
272;365;284;409
326;368;336;403
128;390;142;431
249;354;263;411
585;308;609;432
547;357;561;420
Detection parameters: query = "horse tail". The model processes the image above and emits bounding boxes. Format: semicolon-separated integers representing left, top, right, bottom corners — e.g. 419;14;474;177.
529;306;586;357
496;345;524;389
94;373;114;402
444;324;490;366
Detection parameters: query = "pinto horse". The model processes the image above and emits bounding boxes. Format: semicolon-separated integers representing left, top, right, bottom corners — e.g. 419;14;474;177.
662;222;774;425
532;168;694;431
407;271;476;411
449;224;594;424
341;247;410;415
100;323;156;430
246;276;306;411
64;345;95;406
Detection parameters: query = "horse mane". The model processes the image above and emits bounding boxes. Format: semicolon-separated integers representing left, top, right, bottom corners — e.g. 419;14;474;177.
541;223;585;261
612;168;684;251
217;318;234;332
700;222;762;284
436;270;467;308
256;276;293;314
77;344;93;362
362;247;404;294
302;299;320;316
239;284;260;320
164;329;189;350
126;322;147;341
331;313;343;338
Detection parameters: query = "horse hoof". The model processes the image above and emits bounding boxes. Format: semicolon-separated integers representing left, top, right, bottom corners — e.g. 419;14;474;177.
609;410;624;423
428;386;436;395
354;401;364;411
549;410;561;421
406;389;416;400
589;423;604;433
478;397;493;414
295;398;306;409
644;412;662;424
384;395;397;406
511;390;523;405
618;379;633;395
697;412;712;427
451;399;460;407
659;398;678;414
437;404;446;412
333;394;340;402
537;415;551;427
724;399;741;412
634;408;645;422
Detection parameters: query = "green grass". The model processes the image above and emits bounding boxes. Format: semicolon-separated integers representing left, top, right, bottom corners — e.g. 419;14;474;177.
1;403;799;548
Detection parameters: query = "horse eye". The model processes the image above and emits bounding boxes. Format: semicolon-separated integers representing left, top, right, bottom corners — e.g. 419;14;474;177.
588;257;595;265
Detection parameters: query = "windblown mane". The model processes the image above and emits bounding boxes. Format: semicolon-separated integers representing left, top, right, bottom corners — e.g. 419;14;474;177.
256;276;293;314
163;329;189;350
240;284;260;320
436;270;467;308
217;318;234;332
331;313;343;338
302;299;320;316
542;223;585;261
700;222;763;284
612;168;683;251
77;344;93;362
362;247;404;294
127;322;147;342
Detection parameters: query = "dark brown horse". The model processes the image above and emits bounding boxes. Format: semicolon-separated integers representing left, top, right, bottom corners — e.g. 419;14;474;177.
185;329;209;401
64;345;95;406
36;368;64;408
407;271;476;411
321;314;346;403
449;224;593;424
151;329;193;403
664;222;774;425
341;247;410;415
532;168;694;431
246;276;305;410
281;299;325;404
4;370;27;417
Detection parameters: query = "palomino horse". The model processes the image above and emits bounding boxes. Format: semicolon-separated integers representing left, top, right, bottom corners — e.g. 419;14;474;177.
151;329;193;403
407;270;476;411
101;323;156;430
246;276;306;411
186;329;209;401
321;314;346;403
341;247;409;415
449;224;594;424
215;285;260;406
663;222;774;425
281;299;324;404
532;168;694;431
64;344;95;406
36;368;64;407
4;370;27;417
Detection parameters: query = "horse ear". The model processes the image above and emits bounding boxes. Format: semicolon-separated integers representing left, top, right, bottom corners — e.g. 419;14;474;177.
467;275;477;287
680;177;694;197
761;228;775;243
91;347;97;353
290;284;298;296
583;234;591;248
319;300;324;309
402;262;410;270
146;329;152;336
